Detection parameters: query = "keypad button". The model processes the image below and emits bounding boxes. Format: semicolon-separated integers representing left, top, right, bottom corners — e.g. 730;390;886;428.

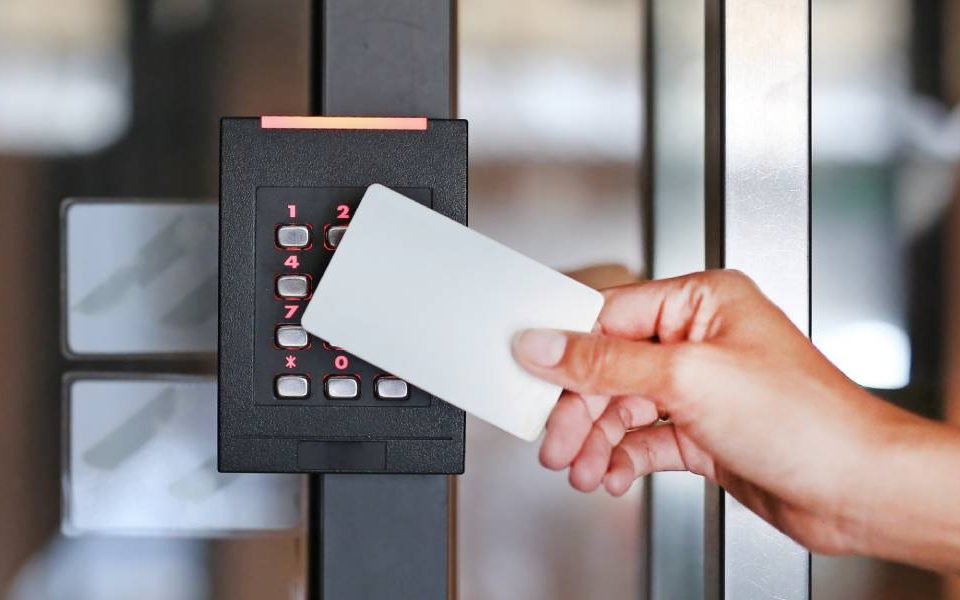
375;377;409;400
325;225;348;248
275;375;309;399
276;225;310;248
276;275;309;298
276;325;308;349
325;376;359;399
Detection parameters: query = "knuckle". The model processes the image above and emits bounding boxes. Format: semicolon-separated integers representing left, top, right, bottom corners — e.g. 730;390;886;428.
721;268;748;282
720;269;761;297
637;440;657;475
716;268;748;285
622;435;656;478
704;268;751;293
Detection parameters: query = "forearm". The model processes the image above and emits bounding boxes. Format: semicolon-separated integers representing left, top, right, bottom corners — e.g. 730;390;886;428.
852;413;960;572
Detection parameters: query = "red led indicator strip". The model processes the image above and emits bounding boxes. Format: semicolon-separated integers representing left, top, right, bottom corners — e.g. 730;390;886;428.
260;116;428;131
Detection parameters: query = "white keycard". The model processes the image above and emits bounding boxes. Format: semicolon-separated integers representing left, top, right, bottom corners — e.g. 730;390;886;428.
300;184;604;441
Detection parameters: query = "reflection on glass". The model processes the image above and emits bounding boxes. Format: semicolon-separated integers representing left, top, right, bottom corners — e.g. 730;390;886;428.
65;202;218;356
65;377;302;536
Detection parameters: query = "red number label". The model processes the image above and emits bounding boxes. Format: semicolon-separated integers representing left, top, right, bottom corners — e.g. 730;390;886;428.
283;305;299;319
284;255;300;269
336;204;351;220
287;204;297;218
334;355;349;370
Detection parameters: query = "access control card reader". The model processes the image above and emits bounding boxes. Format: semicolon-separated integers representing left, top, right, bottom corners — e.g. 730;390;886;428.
218;116;466;474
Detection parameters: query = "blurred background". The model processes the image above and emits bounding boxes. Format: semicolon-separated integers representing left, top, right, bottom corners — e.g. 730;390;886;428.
1;0;959;598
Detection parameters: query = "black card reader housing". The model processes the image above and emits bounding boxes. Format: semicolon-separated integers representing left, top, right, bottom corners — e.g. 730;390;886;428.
218;117;466;474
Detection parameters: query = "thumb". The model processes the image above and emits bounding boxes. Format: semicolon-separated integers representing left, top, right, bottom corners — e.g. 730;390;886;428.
511;329;680;400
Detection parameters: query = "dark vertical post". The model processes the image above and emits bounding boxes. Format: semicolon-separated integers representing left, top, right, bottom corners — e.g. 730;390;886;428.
641;0;656;279
308;2;457;599
640;3;655;598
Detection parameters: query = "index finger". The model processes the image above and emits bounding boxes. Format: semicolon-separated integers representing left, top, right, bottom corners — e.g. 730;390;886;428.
540;391;609;470
599;272;721;342
596;279;675;339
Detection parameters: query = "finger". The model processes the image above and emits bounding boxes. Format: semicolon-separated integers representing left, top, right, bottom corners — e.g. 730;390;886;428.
512;329;679;398
602;425;687;496
579;394;610;421
599;272;730;343
604;446;638;497
540;392;607;470
541;392;655;473
593;395;660;448
598;277;690;339
568;426;611;492
568;396;658;492
567;396;661;492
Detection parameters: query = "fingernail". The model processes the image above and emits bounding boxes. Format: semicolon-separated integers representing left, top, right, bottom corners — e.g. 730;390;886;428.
514;329;567;367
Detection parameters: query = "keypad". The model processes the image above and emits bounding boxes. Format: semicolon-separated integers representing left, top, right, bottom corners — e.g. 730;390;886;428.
257;186;432;407
276;275;310;298
276;224;311;248
325;225;348;248
325;376;360;399
275;375;309;399
375;377;409;400
276;325;309;349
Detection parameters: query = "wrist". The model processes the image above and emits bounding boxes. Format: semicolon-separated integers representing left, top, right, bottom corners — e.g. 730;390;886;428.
844;406;960;567
833;395;918;558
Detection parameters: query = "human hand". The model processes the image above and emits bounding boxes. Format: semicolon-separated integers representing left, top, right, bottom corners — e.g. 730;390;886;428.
512;269;934;557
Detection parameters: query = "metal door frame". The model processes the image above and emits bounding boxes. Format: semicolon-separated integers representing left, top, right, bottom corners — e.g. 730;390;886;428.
644;1;812;597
